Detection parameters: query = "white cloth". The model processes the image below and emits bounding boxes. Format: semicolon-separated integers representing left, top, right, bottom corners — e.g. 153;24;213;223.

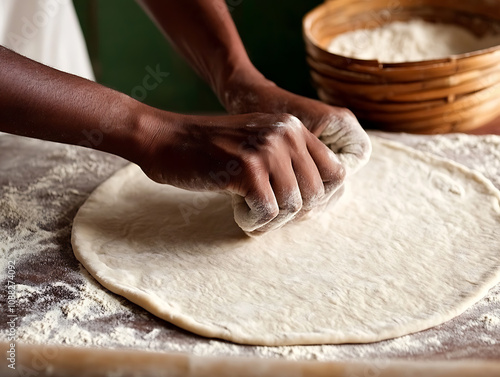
0;0;94;80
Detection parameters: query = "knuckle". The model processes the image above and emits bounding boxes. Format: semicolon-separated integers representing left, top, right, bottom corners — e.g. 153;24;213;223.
280;200;302;214
323;165;346;194
284;114;302;126
278;189;303;213
239;154;262;174
260;203;279;223
324;178;341;194
276;113;303;132
258;114;308;150
302;187;325;210
335;163;347;182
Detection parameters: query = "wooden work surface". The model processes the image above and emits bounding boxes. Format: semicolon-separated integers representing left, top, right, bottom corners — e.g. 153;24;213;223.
0;126;499;376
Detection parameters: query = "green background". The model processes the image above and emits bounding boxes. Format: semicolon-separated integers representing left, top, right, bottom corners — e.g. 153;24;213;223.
73;0;322;114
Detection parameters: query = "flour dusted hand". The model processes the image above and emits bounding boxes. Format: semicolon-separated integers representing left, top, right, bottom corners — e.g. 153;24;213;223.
131;1;370;233
139;111;345;235
221;77;372;176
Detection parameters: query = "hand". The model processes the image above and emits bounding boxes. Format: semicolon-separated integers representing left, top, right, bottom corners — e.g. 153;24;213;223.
220;72;372;176
139;111;345;235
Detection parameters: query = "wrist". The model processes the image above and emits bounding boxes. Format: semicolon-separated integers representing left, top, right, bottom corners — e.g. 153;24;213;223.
96;95;171;167
126;103;184;178
216;63;275;112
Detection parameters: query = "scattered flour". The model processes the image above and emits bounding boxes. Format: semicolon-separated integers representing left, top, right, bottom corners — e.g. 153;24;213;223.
1;132;500;361
328;19;500;63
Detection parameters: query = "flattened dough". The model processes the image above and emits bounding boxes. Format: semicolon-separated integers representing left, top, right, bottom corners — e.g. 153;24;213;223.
72;137;500;346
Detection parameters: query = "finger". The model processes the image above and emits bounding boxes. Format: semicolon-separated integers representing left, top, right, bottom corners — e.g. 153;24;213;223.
306;133;346;198
289;148;327;212
255;161;303;232
232;176;279;235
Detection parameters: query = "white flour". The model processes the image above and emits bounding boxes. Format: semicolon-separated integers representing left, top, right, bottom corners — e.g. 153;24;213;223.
1;132;500;361
328;19;500;63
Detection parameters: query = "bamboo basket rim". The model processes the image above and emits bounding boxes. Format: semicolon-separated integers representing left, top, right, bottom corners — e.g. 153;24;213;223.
303;1;500;69
316;81;500;115
309;65;500;102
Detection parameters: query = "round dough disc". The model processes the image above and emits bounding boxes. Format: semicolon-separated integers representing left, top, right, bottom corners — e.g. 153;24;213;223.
72;137;500;346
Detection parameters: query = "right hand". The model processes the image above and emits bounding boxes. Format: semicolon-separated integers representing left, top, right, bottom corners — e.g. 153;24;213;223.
139;112;346;235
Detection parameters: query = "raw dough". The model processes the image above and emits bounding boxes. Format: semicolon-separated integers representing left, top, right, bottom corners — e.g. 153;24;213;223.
72;137;500;346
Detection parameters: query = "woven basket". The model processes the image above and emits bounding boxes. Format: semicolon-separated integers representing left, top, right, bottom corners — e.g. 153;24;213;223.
303;0;500;133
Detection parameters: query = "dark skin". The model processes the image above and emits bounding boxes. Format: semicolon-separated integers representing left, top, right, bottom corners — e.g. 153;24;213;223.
0;0;370;234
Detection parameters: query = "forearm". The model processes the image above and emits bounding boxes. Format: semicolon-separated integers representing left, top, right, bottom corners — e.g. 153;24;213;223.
0;46;158;164
136;0;266;101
